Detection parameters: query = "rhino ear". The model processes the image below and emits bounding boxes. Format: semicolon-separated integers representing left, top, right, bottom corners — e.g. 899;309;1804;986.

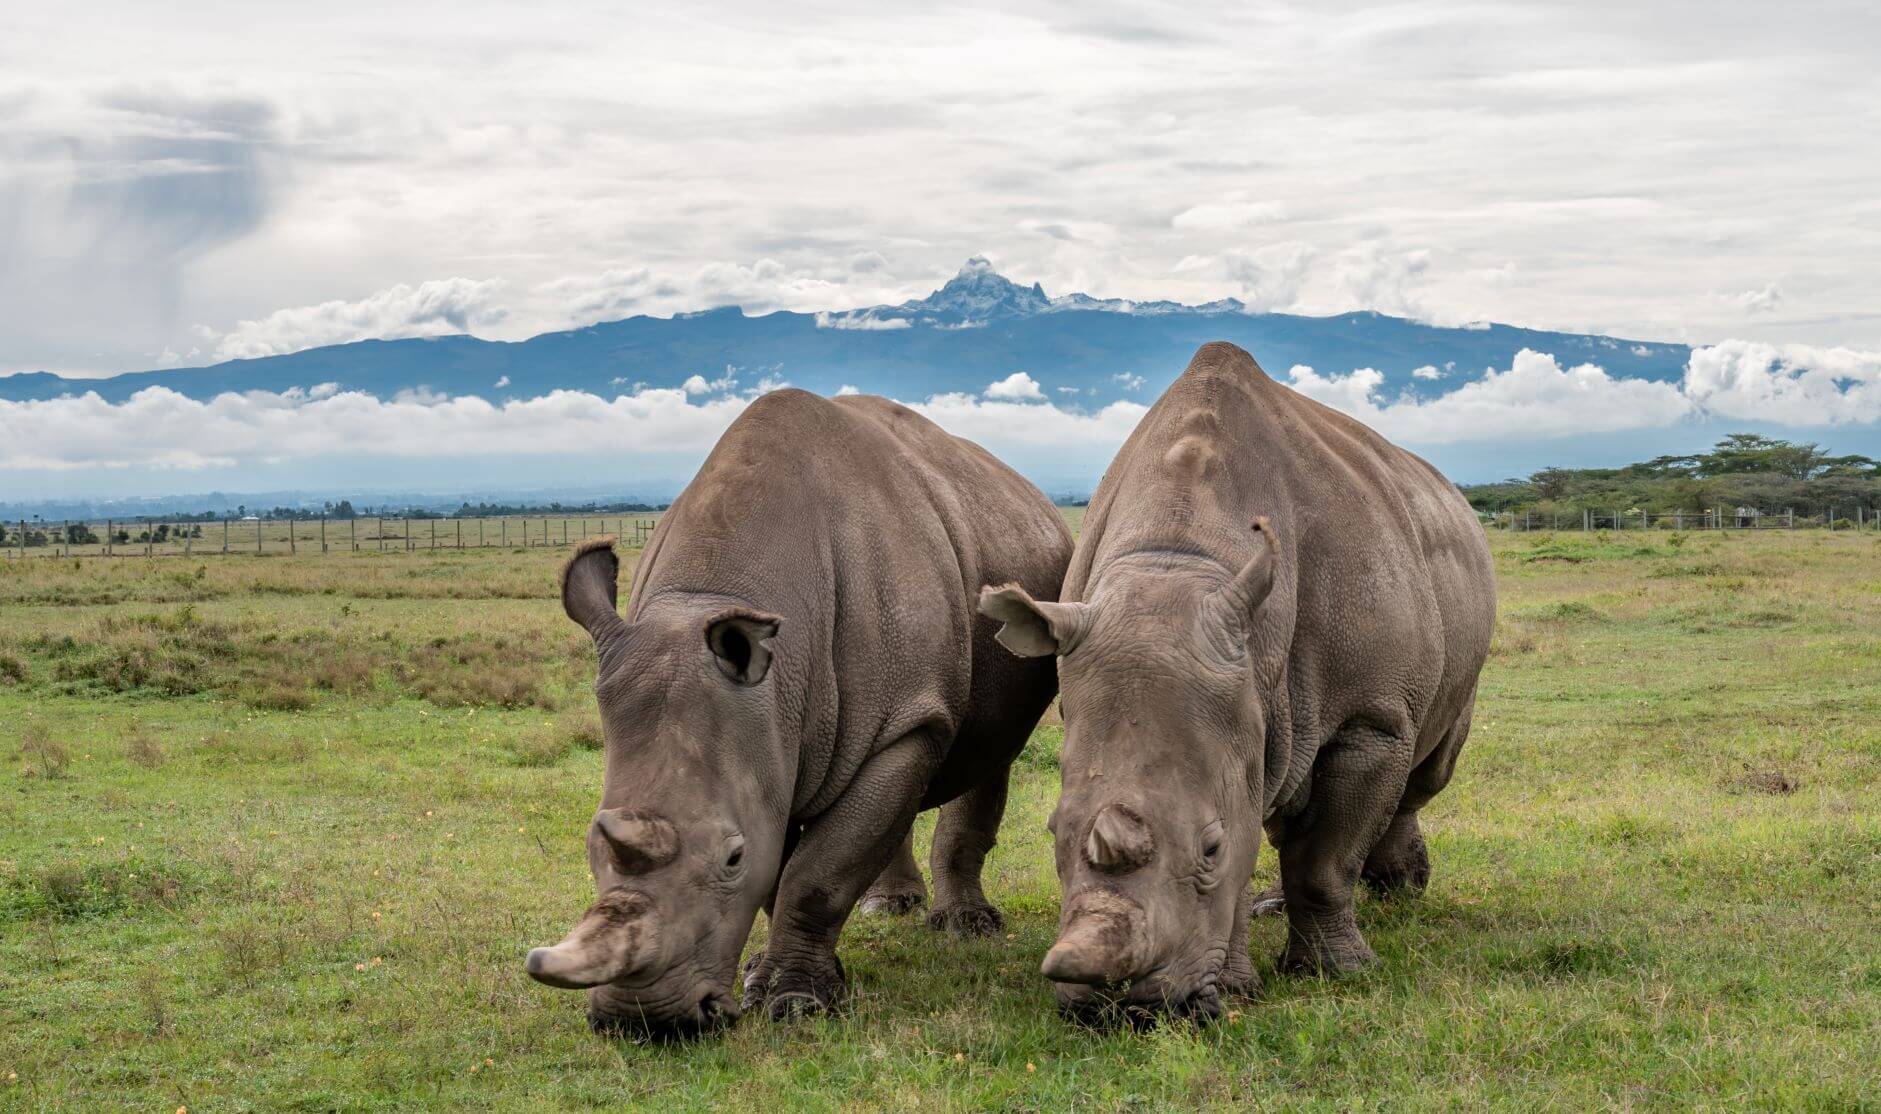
705;608;782;685
562;538;627;650
978;583;1089;658
1217;517;1280;625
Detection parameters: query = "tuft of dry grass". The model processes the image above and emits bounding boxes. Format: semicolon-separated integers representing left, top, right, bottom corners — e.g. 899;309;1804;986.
126;724;167;769
18;723;71;779
241;680;314;712
1736;764;1799;795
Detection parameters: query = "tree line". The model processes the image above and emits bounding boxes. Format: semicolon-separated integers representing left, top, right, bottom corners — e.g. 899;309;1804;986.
1463;434;1879;521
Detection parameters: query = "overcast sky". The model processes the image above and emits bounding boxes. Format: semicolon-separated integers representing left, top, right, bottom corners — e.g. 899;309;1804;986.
3;0;1878;376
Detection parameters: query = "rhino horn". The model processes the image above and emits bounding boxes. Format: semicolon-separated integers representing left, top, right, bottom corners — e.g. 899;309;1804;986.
1040;893;1150;986
592;809;679;873
1084;803;1154;873
525;887;657;990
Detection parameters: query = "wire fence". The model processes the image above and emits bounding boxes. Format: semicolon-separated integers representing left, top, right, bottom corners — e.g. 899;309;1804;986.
0;514;662;559
1482;507;1880;531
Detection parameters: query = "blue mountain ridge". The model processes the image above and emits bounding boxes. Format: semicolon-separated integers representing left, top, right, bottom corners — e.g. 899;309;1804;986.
0;258;1692;406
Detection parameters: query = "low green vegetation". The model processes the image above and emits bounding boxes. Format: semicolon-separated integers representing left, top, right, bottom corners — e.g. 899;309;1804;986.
1;527;1876;1109
1465;432;1880;522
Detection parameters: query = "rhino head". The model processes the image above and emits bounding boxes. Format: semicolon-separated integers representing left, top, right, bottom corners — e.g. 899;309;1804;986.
980;520;1281;1024
525;540;790;1038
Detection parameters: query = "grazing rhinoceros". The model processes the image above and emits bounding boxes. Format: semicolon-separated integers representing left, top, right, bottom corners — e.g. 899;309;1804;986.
980;342;1495;1022
525;389;1071;1036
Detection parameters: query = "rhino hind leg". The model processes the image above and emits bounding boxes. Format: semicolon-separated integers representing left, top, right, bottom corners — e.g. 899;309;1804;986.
858;833;928;916
927;774;1009;936
1364;701;1473;898
1361;811;1430;897
1274;723;1414;976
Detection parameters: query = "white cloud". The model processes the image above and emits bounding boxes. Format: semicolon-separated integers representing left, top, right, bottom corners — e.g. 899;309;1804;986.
681;367;739;395
1723;283;1783;315
210;278;509;360
1331;245;1433;320
1411;365;1443;380
1177;242;1316;313
0;385;750;470
493;375;510;388
1170;198;1288;230
1683;339;1881;424
984;371;1046;402
1284;349;1693;443
813;310;912;330
833;384;861;396
1113;372;1146;391
908;394;1149;450
1055;386;1080;395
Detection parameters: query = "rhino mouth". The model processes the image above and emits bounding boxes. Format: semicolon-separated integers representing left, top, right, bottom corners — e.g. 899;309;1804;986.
1053;969;1223;1029
588;987;742;1042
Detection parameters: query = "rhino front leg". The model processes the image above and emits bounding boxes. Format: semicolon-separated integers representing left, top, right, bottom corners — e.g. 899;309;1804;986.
927;772;1008;936
1274;723;1412;976
744;731;939;1020
858;833;928;916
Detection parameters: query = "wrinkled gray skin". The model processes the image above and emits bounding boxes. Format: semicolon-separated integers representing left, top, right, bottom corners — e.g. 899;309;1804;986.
981;343;1494;1024
526;390;1070;1038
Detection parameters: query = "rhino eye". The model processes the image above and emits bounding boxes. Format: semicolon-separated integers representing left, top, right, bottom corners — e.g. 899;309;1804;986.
1200;821;1225;865
724;836;746;870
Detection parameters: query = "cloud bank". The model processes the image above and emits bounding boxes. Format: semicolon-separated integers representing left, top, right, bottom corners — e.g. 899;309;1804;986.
4;343;1875;478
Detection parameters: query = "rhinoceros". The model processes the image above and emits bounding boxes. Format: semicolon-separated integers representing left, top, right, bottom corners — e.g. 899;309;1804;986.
525;389;1072;1036
980;342;1495;1022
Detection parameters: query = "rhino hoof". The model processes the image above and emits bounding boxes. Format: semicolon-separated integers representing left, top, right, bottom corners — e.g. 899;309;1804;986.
928;902;1004;936
766;990;831;1021
1278;940;1377;978
858;891;926;916
1248;886;1287;918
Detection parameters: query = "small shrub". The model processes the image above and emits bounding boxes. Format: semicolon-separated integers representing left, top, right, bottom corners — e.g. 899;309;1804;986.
241;681;314;712
19;724;71;779
307;650;375;694
126;726;167;769
1737;764;1798;795
0;651;27;685
1490;619;1539;656
511;729;573;768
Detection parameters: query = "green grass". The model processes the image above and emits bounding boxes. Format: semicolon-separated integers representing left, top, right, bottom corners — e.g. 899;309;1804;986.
1;528;1876;1110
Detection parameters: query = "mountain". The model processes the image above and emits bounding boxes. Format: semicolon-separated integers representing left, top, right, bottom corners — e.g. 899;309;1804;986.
0;258;1692;405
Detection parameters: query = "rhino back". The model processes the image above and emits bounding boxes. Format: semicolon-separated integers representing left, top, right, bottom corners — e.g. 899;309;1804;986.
630;388;1069;816
1074;343;1494;780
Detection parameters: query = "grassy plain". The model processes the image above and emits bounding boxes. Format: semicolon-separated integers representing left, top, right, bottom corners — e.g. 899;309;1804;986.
1;526;1876;1110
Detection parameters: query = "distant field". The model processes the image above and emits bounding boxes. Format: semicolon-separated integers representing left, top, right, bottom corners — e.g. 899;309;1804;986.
1;526;1876;1109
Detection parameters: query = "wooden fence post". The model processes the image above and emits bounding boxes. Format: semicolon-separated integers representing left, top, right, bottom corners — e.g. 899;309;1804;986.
289;516;297;555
